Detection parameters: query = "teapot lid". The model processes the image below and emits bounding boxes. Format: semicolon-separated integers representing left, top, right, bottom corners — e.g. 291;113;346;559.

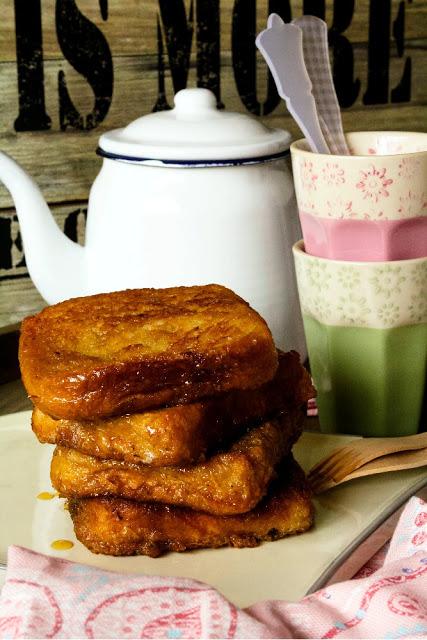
98;88;291;166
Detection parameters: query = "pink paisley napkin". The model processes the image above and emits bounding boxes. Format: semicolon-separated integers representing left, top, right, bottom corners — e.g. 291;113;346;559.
0;497;426;639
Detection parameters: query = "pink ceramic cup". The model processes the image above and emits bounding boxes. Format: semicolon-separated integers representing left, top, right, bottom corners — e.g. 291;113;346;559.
290;131;427;261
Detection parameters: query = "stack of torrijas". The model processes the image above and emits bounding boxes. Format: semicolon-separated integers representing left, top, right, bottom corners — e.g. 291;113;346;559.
19;285;314;557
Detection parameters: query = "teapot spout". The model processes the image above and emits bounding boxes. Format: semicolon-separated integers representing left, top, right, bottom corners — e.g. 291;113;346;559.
0;151;85;305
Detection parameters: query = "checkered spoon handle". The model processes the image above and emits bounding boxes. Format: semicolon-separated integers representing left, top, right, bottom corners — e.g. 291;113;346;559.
293;15;350;155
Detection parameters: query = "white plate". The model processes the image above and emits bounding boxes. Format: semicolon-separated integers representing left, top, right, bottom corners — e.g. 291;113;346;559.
0;410;426;607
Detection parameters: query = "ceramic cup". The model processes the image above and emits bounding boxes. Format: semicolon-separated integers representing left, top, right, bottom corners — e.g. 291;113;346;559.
293;240;427;437
291;132;427;261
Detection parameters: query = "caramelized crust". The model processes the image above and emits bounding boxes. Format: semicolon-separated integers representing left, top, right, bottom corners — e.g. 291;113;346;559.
69;456;314;557
51;409;304;515
19;285;277;420
34;351;313;466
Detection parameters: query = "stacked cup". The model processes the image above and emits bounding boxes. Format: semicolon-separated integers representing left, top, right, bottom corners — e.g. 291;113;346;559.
291;132;427;437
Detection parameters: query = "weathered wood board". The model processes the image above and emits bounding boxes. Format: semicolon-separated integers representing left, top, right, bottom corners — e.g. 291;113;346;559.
0;0;426;327
1;0;426;61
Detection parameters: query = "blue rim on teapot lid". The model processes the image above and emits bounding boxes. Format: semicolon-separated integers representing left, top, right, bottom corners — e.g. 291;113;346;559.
97;88;291;167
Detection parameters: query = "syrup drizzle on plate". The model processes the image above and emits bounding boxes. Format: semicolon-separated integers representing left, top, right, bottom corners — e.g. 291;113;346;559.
36;491;57;500
50;539;74;551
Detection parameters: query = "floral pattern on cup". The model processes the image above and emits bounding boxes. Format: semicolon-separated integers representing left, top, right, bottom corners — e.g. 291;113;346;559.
293;240;427;329
305;261;331;292
377;302;401;327
291;132;427;220
369;265;406;298
356;166;393;202
326;198;354;218
398;191;426;217
411;262;427;291
337;265;361;290
336;293;371;326
300;160;318;191
321;163;345;185
409;295;427;323
398;157;420;179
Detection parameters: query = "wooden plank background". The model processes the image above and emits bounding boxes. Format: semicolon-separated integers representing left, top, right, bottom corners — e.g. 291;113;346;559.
0;0;426;327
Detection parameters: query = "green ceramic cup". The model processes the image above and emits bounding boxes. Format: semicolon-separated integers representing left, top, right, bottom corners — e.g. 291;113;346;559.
293;240;427;437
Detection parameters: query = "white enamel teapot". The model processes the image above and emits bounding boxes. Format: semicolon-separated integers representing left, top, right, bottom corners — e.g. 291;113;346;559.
0;88;305;355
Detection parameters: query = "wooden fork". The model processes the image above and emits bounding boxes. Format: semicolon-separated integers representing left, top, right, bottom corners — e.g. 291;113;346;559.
308;432;427;494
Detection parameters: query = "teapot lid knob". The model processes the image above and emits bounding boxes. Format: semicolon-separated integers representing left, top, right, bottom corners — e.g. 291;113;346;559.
174;88;217;116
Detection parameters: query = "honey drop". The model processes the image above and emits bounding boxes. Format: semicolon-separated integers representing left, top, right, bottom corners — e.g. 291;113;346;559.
37;491;57;500
50;539;74;551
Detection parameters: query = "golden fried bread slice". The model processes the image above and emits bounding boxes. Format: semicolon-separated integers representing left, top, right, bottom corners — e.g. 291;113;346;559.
69;456;313;557
19;285;277;421
51;408;304;516
34;351;313;466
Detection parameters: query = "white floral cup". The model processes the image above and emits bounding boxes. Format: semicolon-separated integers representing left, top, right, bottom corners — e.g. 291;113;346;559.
291;132;427;261
293;240;427;436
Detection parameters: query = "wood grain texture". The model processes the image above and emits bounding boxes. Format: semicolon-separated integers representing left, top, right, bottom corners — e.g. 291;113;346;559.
0;0;425;62
0;279;46;326
0;202;86;325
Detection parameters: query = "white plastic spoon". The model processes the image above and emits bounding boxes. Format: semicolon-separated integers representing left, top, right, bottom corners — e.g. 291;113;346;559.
256;13;330;154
